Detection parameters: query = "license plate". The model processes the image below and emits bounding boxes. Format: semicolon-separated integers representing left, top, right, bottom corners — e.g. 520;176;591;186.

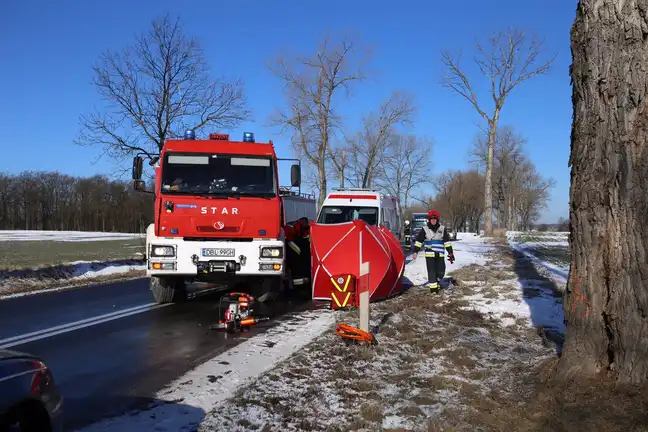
201;248;235;257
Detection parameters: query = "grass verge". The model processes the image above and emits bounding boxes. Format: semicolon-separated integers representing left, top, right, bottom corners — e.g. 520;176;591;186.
198;241;648;432
0;238;145;270
0;238;146;297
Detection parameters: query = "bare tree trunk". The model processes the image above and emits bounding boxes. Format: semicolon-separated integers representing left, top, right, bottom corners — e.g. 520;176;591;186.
556;0;648;384
483;122;497;235
317;160;327;208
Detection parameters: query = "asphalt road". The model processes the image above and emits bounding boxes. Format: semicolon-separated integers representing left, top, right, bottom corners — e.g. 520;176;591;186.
0;279;314;431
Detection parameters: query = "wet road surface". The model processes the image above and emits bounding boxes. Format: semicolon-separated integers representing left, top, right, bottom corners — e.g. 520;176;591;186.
0;279;315;430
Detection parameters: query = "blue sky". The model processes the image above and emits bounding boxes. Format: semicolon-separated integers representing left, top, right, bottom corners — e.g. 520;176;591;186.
0;0;577;223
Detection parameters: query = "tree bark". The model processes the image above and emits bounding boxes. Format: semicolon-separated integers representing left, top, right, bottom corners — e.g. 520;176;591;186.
556;0;648;384
483;120;498;235
317;159;327;209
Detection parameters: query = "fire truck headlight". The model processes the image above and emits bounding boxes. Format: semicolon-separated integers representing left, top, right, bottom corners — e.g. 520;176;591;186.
151;245;175;257
260;247;283;259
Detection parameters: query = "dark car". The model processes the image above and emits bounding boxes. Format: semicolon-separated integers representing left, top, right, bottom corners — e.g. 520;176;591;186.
0;349;62;432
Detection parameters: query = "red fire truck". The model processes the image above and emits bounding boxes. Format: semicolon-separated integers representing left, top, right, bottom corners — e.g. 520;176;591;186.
132;131;317;304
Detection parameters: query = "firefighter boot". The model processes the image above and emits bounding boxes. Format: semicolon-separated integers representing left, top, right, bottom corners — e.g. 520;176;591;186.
426;281;440;294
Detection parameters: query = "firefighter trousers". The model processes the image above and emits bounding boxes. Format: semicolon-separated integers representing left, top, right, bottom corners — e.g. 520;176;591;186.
425;257;446;292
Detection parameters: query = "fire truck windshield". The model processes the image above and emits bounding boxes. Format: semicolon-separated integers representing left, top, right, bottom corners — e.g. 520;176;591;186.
317;206;378;225
161;153;276;197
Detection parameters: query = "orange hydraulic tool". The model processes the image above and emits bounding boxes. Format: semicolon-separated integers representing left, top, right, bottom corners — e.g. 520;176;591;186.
335;323;376;345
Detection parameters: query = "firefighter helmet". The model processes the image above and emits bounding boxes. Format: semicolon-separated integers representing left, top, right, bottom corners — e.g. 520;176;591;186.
428;209;440;219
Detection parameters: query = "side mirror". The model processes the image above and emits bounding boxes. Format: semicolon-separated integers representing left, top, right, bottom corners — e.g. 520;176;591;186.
134;179;146;192
290;164;301;187
132;156;143;180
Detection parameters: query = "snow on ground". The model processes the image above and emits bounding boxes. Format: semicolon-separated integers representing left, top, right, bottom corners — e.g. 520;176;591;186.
71;231;569;431
192;232;564;431
74;309;335;432
404;232;491;286
507;231;569;286
0;260;146;298
0;230;145;242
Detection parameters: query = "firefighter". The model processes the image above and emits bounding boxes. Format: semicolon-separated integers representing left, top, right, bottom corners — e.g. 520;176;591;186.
403;220;411;247
283;219;311;294
411;209;455;293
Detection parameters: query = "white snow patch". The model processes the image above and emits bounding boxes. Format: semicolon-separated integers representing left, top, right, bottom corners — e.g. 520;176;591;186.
507;231;569;285
0;230;145;242
67;261;146;279
74;309;335;432
406;231;566;335
404;232;493;286
0;260;146;299
194;231;558;431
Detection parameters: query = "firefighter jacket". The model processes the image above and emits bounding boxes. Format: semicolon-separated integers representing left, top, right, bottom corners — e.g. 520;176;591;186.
413;223;454;258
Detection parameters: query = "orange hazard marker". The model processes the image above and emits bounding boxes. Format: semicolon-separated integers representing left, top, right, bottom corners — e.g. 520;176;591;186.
335;323;376;345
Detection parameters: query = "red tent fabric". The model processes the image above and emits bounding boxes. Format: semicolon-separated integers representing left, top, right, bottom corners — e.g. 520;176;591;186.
310;219;405;302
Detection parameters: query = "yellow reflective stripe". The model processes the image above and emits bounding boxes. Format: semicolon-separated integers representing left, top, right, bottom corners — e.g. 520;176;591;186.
330;275;351;292
331;277;342;292
332;293;342;307
341;292;351;307
288;241;301;254
444;242;452;249
414;241;423;247
331;291;352;308
424;252;444;257
293;278;309;285
331;275;353;308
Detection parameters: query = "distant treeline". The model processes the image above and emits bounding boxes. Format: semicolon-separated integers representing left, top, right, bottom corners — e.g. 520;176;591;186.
0;171;153;233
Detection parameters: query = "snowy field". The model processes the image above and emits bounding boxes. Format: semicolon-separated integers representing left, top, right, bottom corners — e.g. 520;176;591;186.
507;230;570;287
74;232;571;431
0;230;146;298
0;230;145;242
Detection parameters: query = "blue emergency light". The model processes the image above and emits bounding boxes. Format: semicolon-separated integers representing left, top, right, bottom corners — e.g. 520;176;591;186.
184;129;196;140
243;132;255;143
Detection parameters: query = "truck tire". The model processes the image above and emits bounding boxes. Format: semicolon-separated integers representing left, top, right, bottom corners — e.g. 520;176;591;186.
150;276;187;304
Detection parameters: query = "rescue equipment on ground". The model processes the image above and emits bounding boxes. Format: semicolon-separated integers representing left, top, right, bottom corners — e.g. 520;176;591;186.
335;323;376;345
209;292;269;332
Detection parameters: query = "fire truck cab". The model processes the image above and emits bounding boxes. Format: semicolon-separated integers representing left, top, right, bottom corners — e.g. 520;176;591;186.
132;131;317;304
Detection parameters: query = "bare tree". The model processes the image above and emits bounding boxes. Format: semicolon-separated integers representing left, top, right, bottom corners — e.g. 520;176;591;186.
470;126;553;230
331;147;349;187
344;92;416;188
269;33;370;206
514;161;555;230
0;171;152;232
432;170;485;232
440;26;554;235
472;126;525;228
76;14;250;167
556;0;648;385
377;134;433;227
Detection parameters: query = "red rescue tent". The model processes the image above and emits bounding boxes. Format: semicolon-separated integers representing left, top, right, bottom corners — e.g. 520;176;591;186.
310;219;406;302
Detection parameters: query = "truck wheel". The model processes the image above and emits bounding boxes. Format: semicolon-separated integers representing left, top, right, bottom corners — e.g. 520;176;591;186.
255;277;282;302
150;276;187;304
